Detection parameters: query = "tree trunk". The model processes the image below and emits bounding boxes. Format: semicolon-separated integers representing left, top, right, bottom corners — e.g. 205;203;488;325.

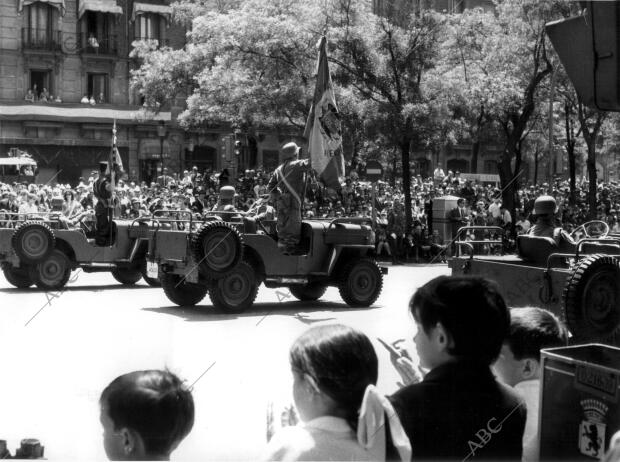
401;139;412;232
471;140;480;173
564;102;577;205
534;147;539;185
586;140;598;219
392;148;397;188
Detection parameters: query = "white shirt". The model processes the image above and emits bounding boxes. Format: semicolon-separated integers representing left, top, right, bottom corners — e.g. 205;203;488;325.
262;416;372;461
515;379;540;462
488;202;502;218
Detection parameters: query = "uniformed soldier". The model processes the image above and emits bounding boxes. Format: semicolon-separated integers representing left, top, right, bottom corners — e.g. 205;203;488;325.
212;186;237;212
525;194;575;253
93;161;112;245
267;142;310;254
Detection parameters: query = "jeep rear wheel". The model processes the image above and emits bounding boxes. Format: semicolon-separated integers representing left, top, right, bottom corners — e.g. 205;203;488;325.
290;283;328;301
12;221;55;263
111;267;142;285
160;272;208;307
209;262;258;313
338;258;383;307
564;254;620;344
29;249;71;291
3;266;33;289
192;222;243;279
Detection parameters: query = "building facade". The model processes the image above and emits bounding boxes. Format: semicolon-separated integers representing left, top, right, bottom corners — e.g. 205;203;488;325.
0;0;290;186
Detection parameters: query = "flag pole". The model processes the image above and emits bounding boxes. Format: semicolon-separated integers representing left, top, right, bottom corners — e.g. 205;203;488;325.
108;120;117;246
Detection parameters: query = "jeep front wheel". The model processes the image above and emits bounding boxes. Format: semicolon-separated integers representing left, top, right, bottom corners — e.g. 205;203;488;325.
3;266;33;289
111;267;142;285
209;262;258;313
29;249;71;291
160;273;208;307
338;258;383;307
290;283;328;301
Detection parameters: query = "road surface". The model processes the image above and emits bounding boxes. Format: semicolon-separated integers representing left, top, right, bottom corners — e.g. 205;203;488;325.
0;263;449;460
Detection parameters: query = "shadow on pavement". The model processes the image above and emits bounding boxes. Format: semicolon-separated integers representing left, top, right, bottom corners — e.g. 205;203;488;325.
142;300;381;322
0;284;155;293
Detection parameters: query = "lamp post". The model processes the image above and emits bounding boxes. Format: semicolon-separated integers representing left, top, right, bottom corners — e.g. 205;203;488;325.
157;120;166;179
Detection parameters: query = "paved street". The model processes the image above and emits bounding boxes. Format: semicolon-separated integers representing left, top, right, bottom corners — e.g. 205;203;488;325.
0;263;449;460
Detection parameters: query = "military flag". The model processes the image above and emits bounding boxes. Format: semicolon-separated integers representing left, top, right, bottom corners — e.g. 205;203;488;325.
303;36;345;190
107;120;124;192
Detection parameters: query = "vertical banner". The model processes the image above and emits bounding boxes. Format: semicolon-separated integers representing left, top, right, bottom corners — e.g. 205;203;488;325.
303;36;345;190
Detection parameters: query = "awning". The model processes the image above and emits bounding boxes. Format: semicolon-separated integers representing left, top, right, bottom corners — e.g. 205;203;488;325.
0;104;171;124
78;0;122;18
0;157;37;166
18;0;65;16
131;2;171;22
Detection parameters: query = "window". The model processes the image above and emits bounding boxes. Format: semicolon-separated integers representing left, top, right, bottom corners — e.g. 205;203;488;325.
484;160;497;174
84;11;112;52
25;3;57;48
136;13;164;43
30;69;52;100
87;73;108;103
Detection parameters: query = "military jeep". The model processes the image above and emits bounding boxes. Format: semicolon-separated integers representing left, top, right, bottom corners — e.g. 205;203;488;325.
148;208;386;313
0;212;160;290
449;221;620;345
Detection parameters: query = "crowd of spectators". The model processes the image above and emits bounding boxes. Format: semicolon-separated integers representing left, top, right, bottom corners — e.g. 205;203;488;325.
1;165;620;261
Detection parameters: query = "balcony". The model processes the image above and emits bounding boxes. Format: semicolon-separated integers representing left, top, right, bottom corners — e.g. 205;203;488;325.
78;33;118;56
21;28;62;52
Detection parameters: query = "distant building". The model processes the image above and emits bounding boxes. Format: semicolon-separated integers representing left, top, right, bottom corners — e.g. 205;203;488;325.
0;0;288;185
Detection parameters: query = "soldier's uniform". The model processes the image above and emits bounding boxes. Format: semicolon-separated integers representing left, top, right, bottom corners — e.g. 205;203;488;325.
267;142;309;253
212;186;237;212
93;161;112;245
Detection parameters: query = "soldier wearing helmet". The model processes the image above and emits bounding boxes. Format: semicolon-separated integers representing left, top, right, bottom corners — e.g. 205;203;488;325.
522;195;576;254
267;141;310;254
528;195;559;238
212;185;237;212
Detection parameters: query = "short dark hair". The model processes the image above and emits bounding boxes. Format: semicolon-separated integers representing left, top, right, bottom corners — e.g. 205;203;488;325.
100;370;194;457
506;307;568;361
410;276;509;364
289;324;378;431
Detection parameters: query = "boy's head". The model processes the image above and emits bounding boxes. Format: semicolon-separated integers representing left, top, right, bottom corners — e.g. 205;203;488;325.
494;307;568;387
410;276;509;369
99;370;194;460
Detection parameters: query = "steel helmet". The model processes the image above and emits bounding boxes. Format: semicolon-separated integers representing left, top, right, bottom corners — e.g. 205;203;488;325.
533;195;557;215
281;142;300;160
219;186;236;200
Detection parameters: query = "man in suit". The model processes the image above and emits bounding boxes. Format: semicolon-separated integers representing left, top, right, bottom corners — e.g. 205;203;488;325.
449;198;469;255
389;276;526;461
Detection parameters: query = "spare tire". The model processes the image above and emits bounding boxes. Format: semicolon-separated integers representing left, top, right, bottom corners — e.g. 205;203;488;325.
563;254;620;343
12;221;55;263
191;221;243;279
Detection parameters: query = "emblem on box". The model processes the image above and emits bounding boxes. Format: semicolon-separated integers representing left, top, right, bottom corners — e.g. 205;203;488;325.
579;399;609;459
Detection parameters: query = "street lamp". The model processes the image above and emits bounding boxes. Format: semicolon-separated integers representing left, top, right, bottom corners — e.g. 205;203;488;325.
157;120;166;177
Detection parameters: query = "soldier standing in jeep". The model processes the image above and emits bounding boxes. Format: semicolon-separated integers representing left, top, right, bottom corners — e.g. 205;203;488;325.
94;161;112;246
267;142;310;254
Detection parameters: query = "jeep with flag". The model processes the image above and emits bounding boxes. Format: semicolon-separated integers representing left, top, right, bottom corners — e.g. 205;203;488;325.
0;123;160;290
148;35;386;313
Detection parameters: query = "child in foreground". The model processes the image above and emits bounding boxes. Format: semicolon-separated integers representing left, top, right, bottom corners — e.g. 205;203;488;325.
99;369;194;461
389;275;527;460
262;324;410;461
493;307;568;462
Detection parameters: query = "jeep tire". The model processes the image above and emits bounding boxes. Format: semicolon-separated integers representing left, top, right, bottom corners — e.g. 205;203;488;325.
29;249;71;291
3;266;33;289
111;267;142;285
290;283;328;301
209;262;258;313
161;272;208;307
338;257;383;307
191;221;243;279
564;254;620;343
12;221;55;263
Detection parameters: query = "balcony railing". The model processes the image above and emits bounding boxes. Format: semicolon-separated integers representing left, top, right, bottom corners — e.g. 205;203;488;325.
133;37;170;48
21;28;62;52
78;33;119;56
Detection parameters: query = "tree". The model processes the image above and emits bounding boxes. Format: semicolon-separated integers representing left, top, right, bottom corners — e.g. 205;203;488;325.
577;100;606;218
327;0;448;230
